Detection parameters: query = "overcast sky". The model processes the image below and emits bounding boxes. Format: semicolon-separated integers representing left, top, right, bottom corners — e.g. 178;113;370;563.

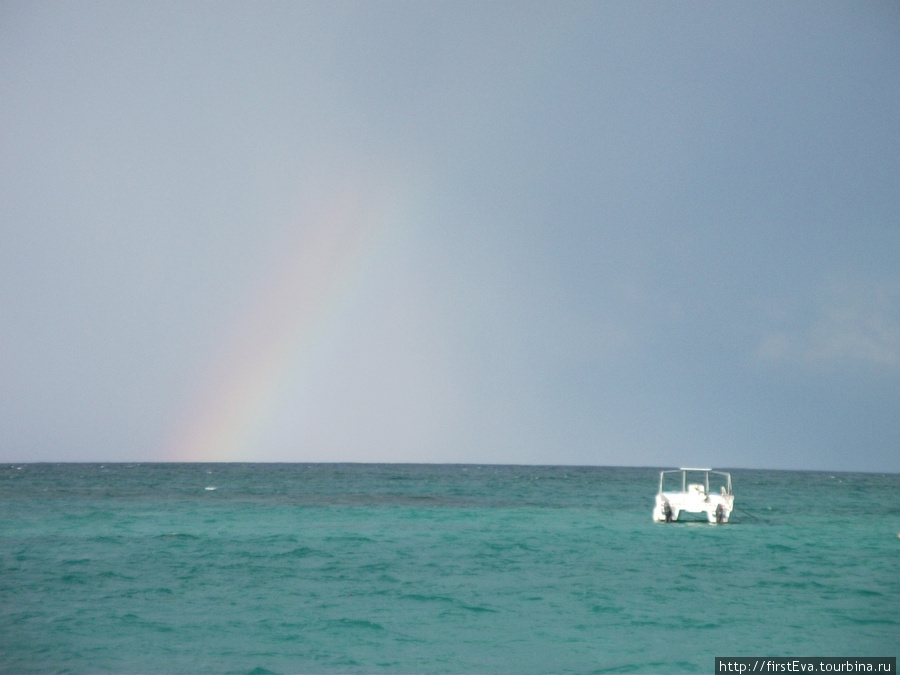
2;2;899;471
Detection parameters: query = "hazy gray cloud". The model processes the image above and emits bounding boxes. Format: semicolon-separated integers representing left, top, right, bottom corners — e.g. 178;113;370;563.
759;279;900;371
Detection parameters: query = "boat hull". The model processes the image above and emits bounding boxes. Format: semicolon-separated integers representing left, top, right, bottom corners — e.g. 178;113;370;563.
653;491;733;523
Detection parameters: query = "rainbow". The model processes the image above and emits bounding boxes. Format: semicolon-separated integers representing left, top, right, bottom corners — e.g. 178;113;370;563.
163;178;413;462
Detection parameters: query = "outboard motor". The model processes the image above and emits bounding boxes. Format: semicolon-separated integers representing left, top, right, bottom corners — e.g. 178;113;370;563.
715;503;725;524
663;500;673;523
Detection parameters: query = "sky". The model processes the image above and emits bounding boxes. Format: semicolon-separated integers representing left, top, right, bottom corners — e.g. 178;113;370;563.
2;2;899;472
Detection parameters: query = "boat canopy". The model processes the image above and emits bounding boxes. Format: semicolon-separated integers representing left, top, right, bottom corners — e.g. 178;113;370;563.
657;468;732;496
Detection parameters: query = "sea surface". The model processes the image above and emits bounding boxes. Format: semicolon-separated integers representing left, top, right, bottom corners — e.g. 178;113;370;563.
1;464;897;674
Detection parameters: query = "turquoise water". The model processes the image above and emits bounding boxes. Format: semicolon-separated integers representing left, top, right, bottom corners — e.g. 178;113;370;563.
1;464;897;674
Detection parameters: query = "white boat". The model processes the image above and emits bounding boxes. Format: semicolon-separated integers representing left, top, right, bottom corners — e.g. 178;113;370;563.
652;468;733;523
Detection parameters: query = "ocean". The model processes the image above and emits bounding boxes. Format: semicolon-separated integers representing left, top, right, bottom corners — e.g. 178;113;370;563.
1;463;897;674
